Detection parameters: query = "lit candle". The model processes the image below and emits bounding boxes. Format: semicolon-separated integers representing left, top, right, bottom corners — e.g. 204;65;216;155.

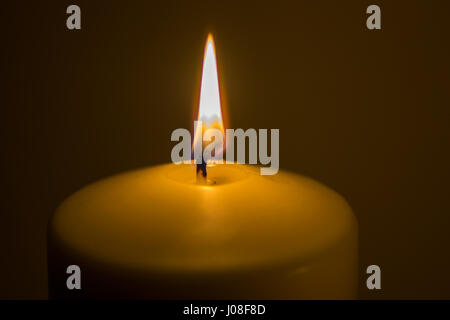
47;34;358;299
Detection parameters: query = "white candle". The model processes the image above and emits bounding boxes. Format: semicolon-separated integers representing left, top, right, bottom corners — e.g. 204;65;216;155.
48;163;357;299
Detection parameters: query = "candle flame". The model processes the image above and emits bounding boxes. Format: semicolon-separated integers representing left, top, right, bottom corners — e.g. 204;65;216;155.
193;34;225;180
198;34;223;128
193;34;224;150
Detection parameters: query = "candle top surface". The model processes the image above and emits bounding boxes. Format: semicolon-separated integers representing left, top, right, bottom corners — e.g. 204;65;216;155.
50;164;356;274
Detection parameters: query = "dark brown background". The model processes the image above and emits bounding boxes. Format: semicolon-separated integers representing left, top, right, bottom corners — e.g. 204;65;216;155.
1;0;449;299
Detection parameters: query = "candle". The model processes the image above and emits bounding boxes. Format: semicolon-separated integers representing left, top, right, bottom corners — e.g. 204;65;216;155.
47;34;358;299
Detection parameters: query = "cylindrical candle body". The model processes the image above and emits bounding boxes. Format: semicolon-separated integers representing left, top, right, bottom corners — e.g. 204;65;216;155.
48;164;358;299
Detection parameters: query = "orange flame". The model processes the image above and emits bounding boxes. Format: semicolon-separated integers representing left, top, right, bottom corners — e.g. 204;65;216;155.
193;34;225;156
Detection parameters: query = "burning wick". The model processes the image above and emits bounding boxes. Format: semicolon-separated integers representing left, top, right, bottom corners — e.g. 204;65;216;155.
196;159;207;178
196;160;215;185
